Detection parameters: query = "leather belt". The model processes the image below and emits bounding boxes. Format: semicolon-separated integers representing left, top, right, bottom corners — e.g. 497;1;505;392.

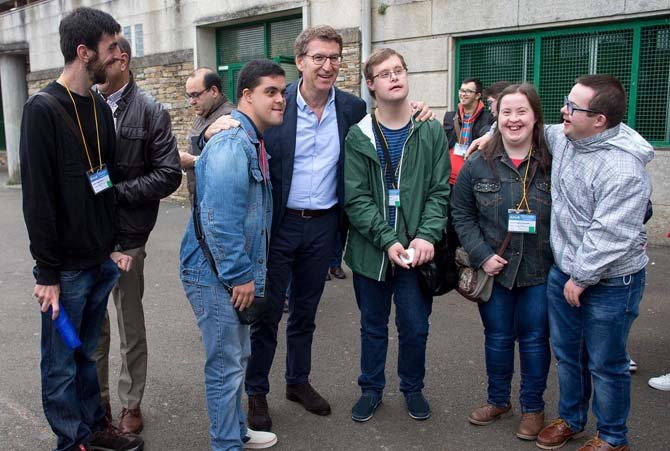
286;206;336;218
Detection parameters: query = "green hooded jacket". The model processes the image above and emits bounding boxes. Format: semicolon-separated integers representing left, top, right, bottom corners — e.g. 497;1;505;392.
343;114;451;281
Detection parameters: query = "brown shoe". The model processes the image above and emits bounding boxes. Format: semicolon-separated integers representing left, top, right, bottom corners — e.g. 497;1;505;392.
517;411;545;440
536;418;584;450
118;407;143;434
468;403;512;425
286;382;331;415
248;395;272;431
577;434;630;451
329;266;346;279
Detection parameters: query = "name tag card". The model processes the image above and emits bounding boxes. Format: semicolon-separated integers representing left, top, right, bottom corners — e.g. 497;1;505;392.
508;209;536;234
388;189;401;207
88;165;113;195
453;143;468;157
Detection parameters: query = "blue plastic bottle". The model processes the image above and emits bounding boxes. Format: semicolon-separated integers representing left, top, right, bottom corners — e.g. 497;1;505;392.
48;305;82;350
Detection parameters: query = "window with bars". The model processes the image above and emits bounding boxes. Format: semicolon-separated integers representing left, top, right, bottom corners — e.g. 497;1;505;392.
455;17;670;146
215;16;302;101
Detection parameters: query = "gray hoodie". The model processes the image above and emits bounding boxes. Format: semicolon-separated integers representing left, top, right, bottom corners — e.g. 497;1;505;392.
546;123;654;287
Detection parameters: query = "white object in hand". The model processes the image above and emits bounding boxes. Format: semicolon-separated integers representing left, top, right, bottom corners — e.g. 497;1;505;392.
400;248;415;265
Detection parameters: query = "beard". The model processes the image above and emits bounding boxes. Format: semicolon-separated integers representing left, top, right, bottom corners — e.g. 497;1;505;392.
87;52;108;85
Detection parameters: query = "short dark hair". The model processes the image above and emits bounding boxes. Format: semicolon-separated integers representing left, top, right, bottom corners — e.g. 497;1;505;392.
117;35;131;62
483;81;512;99
189;68;222;93
461;77;483;94
59;7;121;64
575;74;627;128
236;59;285;100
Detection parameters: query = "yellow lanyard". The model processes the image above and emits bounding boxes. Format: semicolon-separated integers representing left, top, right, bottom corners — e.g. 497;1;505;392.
515;147;533;213
59;79;102;172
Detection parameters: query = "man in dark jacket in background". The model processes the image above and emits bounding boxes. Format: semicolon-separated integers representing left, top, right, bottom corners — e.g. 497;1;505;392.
442;77;493;185
179;68;234;199
94;35;182;434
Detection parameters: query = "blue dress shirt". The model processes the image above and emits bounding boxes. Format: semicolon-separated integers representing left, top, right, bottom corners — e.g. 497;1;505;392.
286;81;340;210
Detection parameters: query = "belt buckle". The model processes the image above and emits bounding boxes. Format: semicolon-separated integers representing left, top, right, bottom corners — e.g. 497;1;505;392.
300;209;312;218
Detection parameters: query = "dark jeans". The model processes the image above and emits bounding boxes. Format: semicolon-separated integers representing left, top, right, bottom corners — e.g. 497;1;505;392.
39;259;119;451
246;210;338;395
353;267;433;395
330;231;343;268
548;265;644;447
478;281;550;413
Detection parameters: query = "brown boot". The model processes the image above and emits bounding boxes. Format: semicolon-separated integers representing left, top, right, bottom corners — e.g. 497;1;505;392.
468;403;512;425
536;418;584;450
577;434;630;451
248;395;272;431
516;411;544;440
118;407;143;434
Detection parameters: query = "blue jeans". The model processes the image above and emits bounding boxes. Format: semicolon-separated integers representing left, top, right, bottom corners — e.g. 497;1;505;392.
547;265;645;447
182;279;249;451
39;259;119;451
353;268;432;395
478;282;550;413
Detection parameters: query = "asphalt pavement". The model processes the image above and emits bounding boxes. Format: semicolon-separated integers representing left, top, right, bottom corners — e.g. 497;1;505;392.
1;172;669;451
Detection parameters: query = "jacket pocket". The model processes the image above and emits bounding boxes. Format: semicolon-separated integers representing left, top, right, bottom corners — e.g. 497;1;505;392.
533;180;552;206
117;126;147;170
473;178;502;207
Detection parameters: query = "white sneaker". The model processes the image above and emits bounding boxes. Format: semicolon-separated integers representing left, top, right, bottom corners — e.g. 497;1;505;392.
648;373;670;391
629;359;638;373
243;428;278;449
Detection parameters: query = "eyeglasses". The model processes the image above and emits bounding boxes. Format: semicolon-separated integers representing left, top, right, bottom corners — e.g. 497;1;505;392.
459;89;478;96
563;96;602;116
303;54;342;66
372;67;407;80
185;87;210;100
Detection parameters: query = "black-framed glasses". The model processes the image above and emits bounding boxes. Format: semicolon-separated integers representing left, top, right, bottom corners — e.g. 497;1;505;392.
185;87;210;100
459;88;478;95
303;54;342;66
372;67;407;80
563;96;602;116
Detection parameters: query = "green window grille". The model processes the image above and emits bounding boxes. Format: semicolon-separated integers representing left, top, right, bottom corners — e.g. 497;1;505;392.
216;15;302;101
455;17;670;147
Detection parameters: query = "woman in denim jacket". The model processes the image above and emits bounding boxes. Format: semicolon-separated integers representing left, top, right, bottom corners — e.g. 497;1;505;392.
451;84;553;441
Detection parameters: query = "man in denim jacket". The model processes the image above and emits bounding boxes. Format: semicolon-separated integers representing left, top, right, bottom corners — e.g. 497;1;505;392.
179;59;286;451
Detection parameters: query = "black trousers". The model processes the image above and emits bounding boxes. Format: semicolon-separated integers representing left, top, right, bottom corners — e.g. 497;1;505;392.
245;209;338;395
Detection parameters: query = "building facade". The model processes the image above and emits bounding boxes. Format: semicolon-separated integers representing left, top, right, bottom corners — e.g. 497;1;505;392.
1;0;668;243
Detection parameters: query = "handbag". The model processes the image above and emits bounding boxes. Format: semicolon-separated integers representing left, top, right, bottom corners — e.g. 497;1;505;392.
455;233;511;303
371;113;457;297
191;181;269;325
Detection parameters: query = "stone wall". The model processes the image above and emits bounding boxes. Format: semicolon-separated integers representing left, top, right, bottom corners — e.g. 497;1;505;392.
336;27;361;96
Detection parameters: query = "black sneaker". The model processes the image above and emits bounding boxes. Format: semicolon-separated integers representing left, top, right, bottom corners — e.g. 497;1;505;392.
404;391;431;420
89;427;144;451
351;392;382;422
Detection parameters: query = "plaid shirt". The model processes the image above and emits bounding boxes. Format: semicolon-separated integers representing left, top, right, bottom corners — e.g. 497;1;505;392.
546;123;653;287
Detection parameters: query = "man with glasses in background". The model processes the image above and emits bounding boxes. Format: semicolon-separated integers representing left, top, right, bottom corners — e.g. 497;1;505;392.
179;68;233;199
442;78;493;186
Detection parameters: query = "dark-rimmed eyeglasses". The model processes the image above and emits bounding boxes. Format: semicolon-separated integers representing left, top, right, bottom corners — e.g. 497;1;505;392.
372;67;407;80
303;54;342;66
459;89;478;95
185;87;210;100
563;96;602;116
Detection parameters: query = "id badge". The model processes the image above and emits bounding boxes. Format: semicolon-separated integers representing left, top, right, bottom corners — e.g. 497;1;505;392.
508;209;536;234
388;189;400;207
88;165;113;195
453;143;468;157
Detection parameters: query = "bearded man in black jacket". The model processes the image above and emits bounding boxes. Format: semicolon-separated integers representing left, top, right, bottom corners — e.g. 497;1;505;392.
93;35;181;435
20;7;144;451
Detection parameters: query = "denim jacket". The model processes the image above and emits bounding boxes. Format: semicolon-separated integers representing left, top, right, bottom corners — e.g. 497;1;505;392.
180;110;273;296
451;147;553;289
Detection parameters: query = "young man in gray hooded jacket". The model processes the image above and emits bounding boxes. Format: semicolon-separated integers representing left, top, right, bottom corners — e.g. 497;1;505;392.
535;75;653;451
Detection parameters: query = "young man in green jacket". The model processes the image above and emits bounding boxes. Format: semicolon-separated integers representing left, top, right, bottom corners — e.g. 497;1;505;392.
344;48;450;423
